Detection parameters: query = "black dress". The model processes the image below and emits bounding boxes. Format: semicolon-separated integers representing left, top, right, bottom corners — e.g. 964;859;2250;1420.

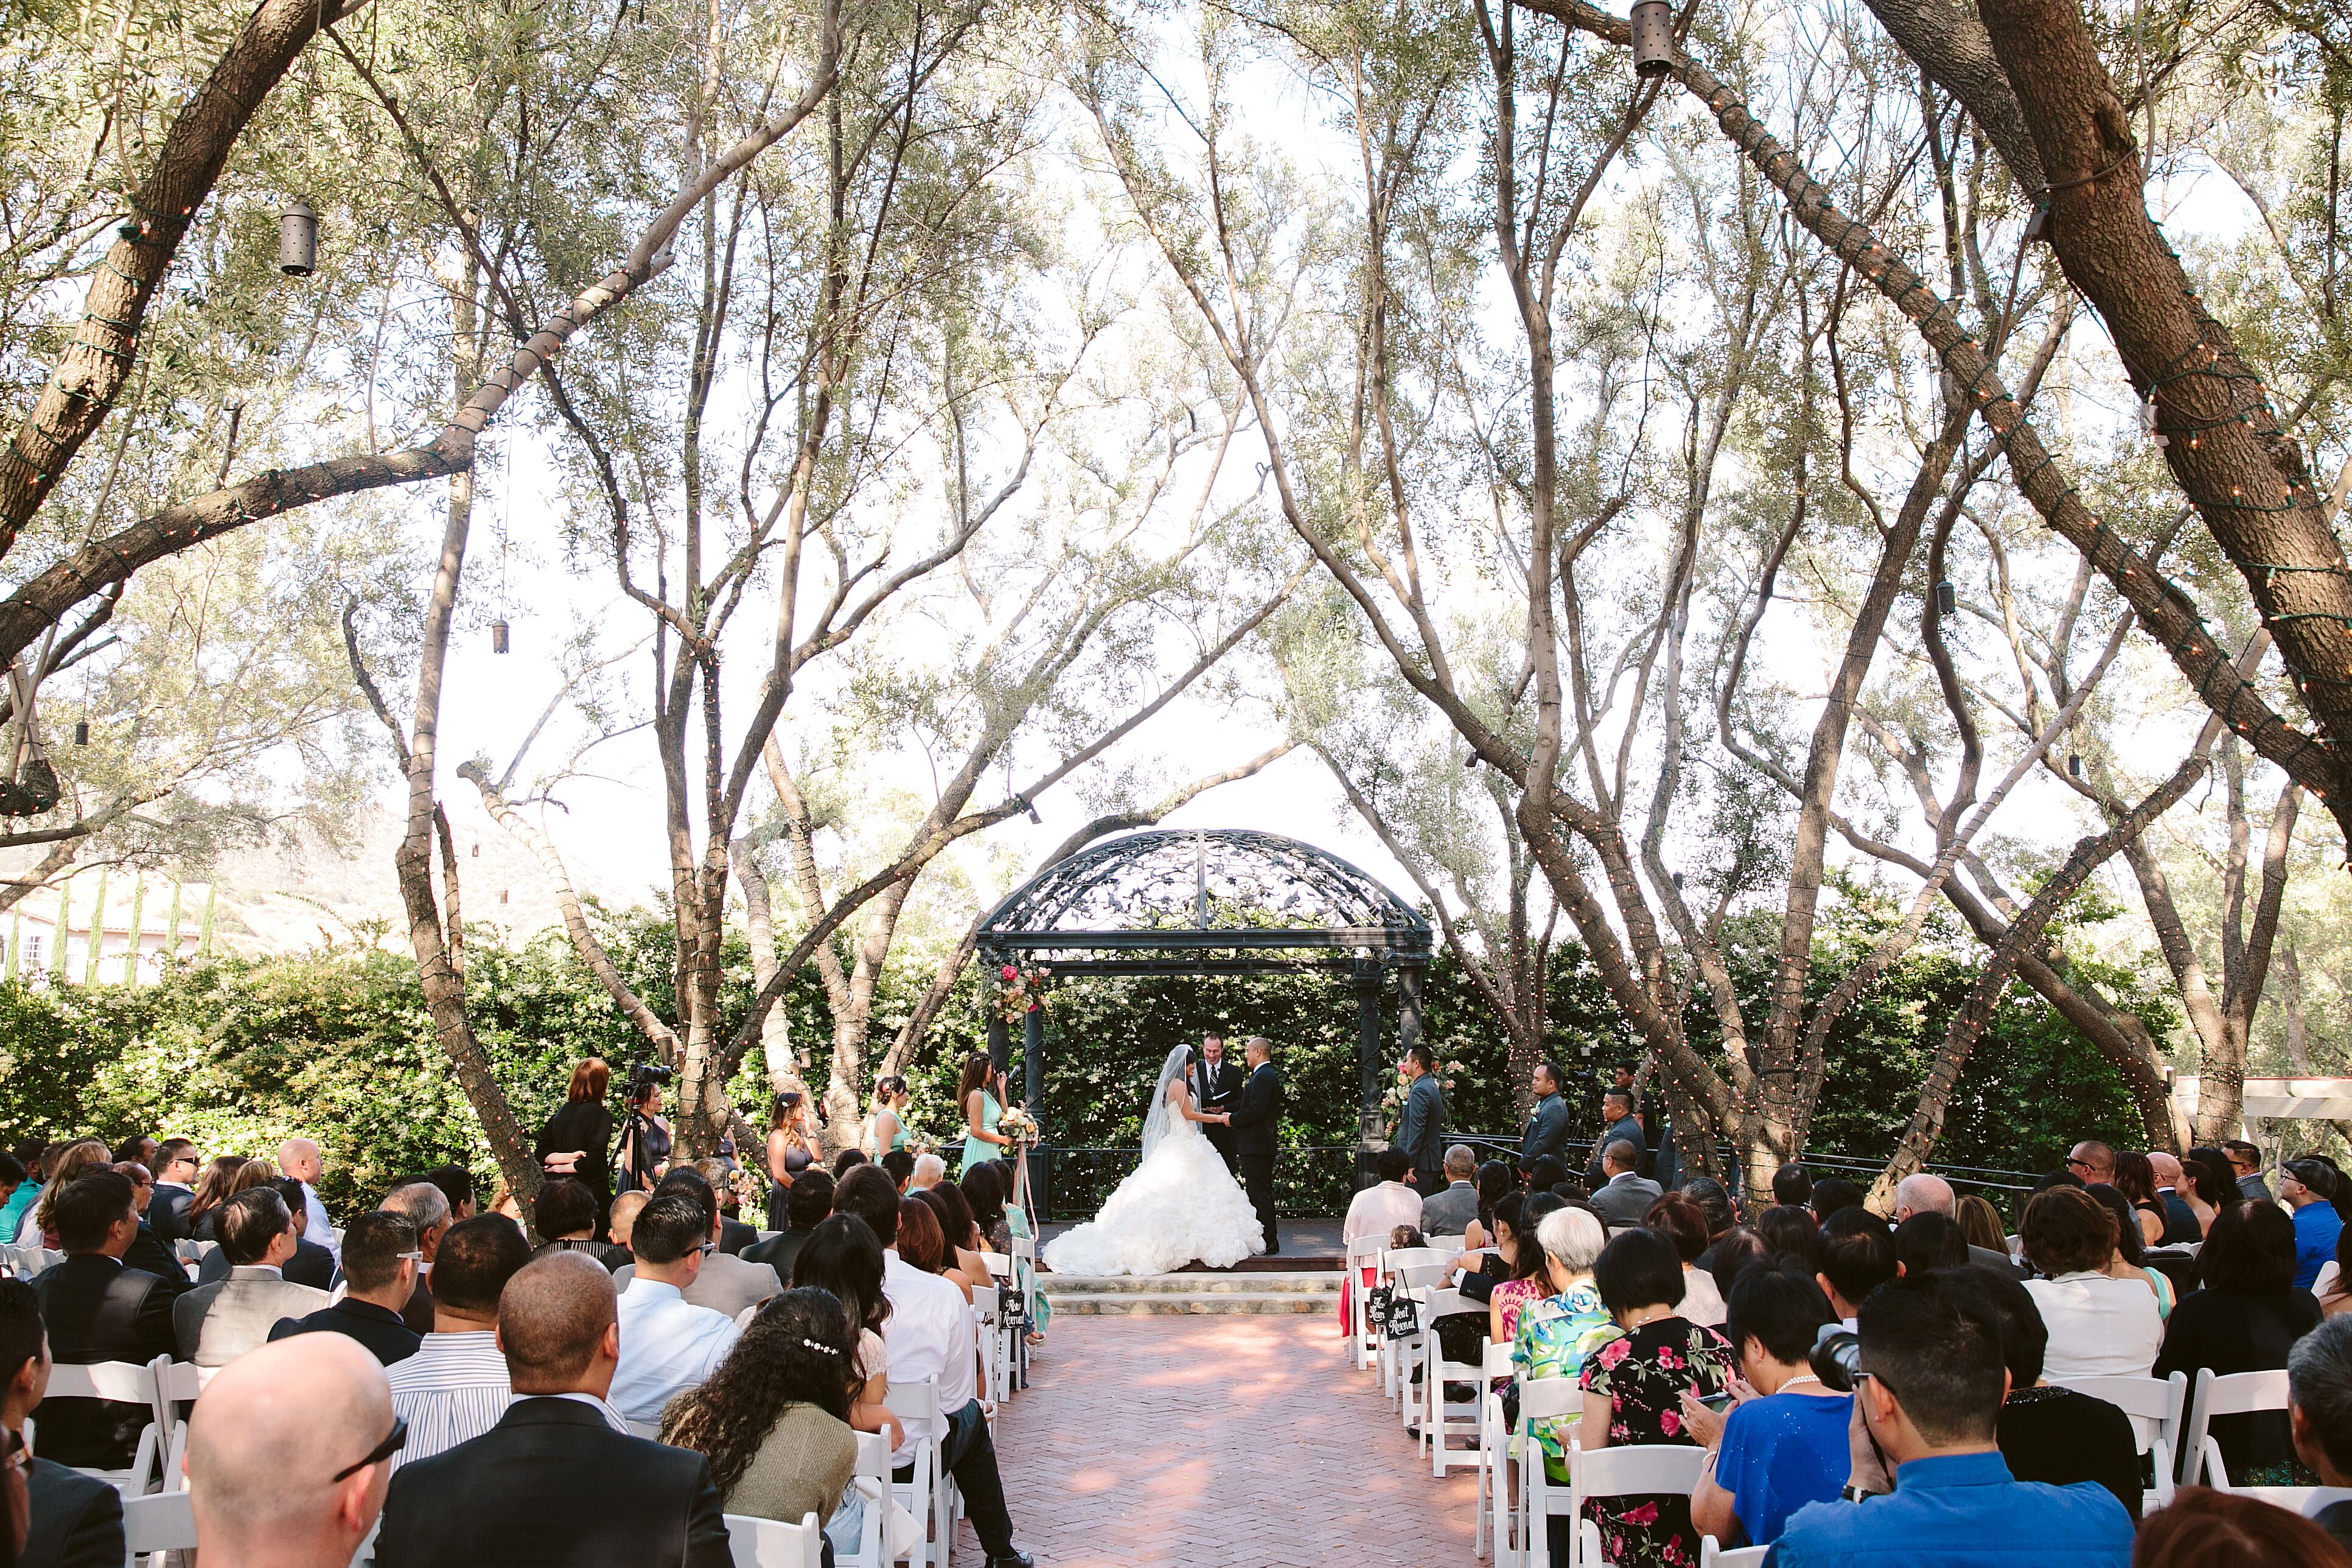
535;1100;616;1233
2154;1285;2323;1480
767;1140;814;1231
1997;1385;2143;1519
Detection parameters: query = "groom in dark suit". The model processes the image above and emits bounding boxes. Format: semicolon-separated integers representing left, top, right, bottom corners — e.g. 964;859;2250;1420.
1193;1033;1244;1174
1223;1037;1284;1255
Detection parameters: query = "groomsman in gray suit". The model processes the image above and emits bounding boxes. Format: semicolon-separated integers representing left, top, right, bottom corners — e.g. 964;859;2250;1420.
1396;1046;1447;1196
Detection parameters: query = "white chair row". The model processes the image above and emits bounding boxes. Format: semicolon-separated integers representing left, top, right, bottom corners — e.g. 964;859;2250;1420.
26;1354;208;1500
2052;1371;2184;1510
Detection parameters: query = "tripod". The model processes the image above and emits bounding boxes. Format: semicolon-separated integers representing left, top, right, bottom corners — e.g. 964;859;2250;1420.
615;1100;654;1194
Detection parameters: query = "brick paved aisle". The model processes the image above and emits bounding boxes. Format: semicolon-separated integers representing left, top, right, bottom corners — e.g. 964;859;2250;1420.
967;1314;1481;1567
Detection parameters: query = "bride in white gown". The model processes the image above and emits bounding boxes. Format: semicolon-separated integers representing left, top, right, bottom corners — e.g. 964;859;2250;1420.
1041;1044;1268;1277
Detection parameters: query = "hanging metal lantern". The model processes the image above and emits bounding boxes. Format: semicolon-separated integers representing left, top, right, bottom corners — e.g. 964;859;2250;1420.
277;200;318;277
1936;579;1957;615
490;618;510;655
1630;0;1677;77
2068;753;2083;778
73;721;88;747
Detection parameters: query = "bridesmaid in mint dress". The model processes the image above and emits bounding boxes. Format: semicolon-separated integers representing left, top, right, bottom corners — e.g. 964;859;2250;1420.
957;1053;1013;1176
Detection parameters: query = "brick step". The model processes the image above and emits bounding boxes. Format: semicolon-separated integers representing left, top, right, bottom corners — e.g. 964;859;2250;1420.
1045;1288;1339;1315
1041;1270;1339;1294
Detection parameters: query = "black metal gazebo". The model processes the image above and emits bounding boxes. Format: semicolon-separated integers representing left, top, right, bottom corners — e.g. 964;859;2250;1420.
972;828;1434;1197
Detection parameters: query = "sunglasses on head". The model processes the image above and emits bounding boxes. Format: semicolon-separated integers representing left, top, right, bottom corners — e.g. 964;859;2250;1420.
331;1416;407;1482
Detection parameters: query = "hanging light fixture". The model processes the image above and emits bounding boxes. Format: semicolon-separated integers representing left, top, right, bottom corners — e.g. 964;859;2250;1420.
277;200;318;277
1936;580;1957;615
2068;753;2083;778
490;619;509;655
72;721;88;747
1630;0;1676;75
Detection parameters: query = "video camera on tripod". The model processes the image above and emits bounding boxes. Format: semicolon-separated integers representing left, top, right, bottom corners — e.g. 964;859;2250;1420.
624;1060;672;1105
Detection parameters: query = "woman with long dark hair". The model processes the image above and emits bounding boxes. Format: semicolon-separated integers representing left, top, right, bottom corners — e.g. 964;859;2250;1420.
960;1161;1009;1253
918;1182;989;1288
869;1076;913;1156
2113;1151;2169;1249
184;1154;248;1244
1484;1193;1549;1345
957;1054;1010;1176
661;1288;858;1532
764;1091;822;1232
791;1216;903;1458
2157;1200;2323;1485
2183;1146;2244;1238
896;1196;971;1304
535;1059;615;1235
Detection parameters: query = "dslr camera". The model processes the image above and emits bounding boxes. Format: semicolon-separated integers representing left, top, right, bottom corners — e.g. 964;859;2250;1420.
1809;1325;1863;1393
626;1060;674;1105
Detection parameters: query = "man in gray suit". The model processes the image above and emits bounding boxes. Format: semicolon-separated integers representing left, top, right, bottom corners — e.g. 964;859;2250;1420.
173;1186;331;1368
1586;1089;1647;1186
1588;1140;1663;1228
1416;1147;1481;1236
613;1169;779;1318
1395;1046;1448;1196
1520;1062;1571;1173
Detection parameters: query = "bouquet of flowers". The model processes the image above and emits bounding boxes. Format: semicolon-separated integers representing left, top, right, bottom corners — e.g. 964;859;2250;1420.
726;1166;763;1213
996;1105;1041;1148
991;963;1051;1025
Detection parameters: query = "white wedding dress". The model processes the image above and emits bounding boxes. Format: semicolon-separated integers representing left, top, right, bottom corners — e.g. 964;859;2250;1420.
1042;1047;1268;1277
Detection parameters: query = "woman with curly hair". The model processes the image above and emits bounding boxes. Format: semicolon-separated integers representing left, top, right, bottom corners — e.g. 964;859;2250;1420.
660;1288;858;1532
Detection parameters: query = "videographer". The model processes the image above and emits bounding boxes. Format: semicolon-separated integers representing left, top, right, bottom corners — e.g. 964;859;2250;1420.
613;1062;675;1198
536;1060;617;1237
1769;1270;2132;1566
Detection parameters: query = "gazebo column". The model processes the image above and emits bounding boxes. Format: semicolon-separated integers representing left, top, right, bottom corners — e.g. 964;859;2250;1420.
983;949;1011;1075
1398;964;1424;1057
1022;1002;1048;1219
1355;956;1384;1191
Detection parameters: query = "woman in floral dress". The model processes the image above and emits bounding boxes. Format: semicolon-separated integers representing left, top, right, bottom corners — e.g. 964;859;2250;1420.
1577;1230;1736;1568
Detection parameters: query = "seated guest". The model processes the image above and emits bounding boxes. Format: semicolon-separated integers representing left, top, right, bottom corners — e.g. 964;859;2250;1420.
1770;1272;2133;1566
379;1181;453;1334
1482;1194;1549;1344
1773;1163;1813;1208
1893;1212;1971;1277
529;1179;629;1272
2286;1158;2348;1291
1576;1229;1735;1568
791;1214;908;1480
1510;1205;1614;1486
421;1165;476;1222
1686;1264;1849;1549
918;1181;991;1290
25;1170;175;1469
832;1148;870;1179
187;1334;397;1568
1680;1176;1736;1263
267;1211;423;1365
97;1163;187;1300
1588;1139;1663;1229
1754;1205;1823;1274
907;1153;947;1193
146;1140;198;1243
1807;1177;1865;1225
2157;1198;2323;1485
1344;1148;1423;1248
2132;1485;2352;1565
1522;1154;1571;1195
173;1186;332;1367
2183;1147;2244;1237
2112;1151;2170;1250
899;1195;972;1304
1941;1264;2141;1518
959;1163;1010;1254
375;1252;731;1568
1706;1227;1770;1300
614;1171;781;1317
0;1278;125;1568
661;1289;859;1539
198;1179;333;1289
608;1190;649;1250
2322;1227;2352;1318
183;1154;246;1244
611;1194;742;1429
686;1158;759;1255
1894;1173;2023;1277
2082;1182;2176;1319
834;1165;1033;1568
2020;1186;2161;1381
2225;1138;2273;1204
2146;1152;2205;1247
880;1149;916;1191
2290;1314;2352;1552
385;1214;532;1463
1815;1207;1897;1327
16;1143;107;1248
1956;1193;2014;1258
276;1137;340;1260
1644;1191;1726;1327
747;1169;831;1279
1417;1146;1481;1236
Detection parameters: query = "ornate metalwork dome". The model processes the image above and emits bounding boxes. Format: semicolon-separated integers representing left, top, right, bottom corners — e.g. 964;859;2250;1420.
975;828;1430;967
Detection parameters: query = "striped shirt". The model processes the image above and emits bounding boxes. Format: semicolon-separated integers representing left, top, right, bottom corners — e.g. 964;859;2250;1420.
385;1332;510;1467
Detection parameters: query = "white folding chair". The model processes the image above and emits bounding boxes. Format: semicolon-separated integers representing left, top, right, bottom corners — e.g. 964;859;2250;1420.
2197;1436;2320;1511
972;1300;1001;1409
2179;1367;2291;1486
1384;1255;1451;1410
1568;1442;1708;1568
881;1376;950;1568
40;1360;159;1496
149;1356;204;1493
1344;1236;1384;1371
1515;1376;1583;1560
1008;1236;1038;1391
723;1511;823;1568
2052;1371;2186;1508
832;1430;892;1568
16;1244;52;1277
980;1253;1019;1401
1698;1541;1768;1567
122;1490;195;1566
1421;1288;1486;1475
1477;1343;1513;1563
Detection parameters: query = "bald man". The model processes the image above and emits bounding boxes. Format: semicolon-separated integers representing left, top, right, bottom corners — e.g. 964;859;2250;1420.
375;1252;731;1568
276;1137;339;1261
188;1334;396;1568
2146;1152;2202;1244
1892;1173;2025;1278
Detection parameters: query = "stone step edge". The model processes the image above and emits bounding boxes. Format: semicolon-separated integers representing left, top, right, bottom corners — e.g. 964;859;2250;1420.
1044;1293;1335;1314
1041;1272;1337;1292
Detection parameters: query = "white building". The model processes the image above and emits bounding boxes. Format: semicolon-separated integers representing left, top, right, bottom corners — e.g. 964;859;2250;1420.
4;874;212;986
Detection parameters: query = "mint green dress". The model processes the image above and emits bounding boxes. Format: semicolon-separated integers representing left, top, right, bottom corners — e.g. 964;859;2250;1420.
958;1092;1001;1176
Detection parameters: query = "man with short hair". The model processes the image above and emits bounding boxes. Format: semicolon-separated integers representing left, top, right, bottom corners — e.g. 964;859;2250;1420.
173;1186;331;1367
383;1214;532;1464
2064;1140;2116;1188
26;1170;175;1469
1588;1140;1664;1229
1193;1033;1243;1172
1417;1146;1481;1236
422;1165;476;1222
187;1334;396;1568
1585;1087;1647;1186
744;1169;831;1278
908;1153;947;1192
267;1211;422;1365
881;1149;916;1191
147;1140;198;1243
380;1181;453;1334
2289;1312;2352;1550
1771;1272;2132;1566
1343;1149;1423;1247
1773;1163;1814;1208
1521;1062;1571;1171
2285;1158;2347;1289
109;1163;189;1298
1227;1035;1284;1256
835;1166;1032;1568
2146;1151;2202;1245
612;1170;780;1317
276;1137;340;1261
1893;1174;2024;1278
201;1180;332;1291
375;1252;731;1568
1815;1208;1898;1326
1395;1045;1447;1196
0;1277;124;1568
609;1194;740;1429
1809;1177;1866;1225
2224;1138;2272;1204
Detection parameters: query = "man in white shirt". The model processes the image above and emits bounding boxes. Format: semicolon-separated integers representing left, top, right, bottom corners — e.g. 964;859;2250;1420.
610;1194;740;1430
277;1137;340;1261
612;1173;780;1317
385;1213;532;1465
1343;1149;1424;1247
836;1166;1032;1568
